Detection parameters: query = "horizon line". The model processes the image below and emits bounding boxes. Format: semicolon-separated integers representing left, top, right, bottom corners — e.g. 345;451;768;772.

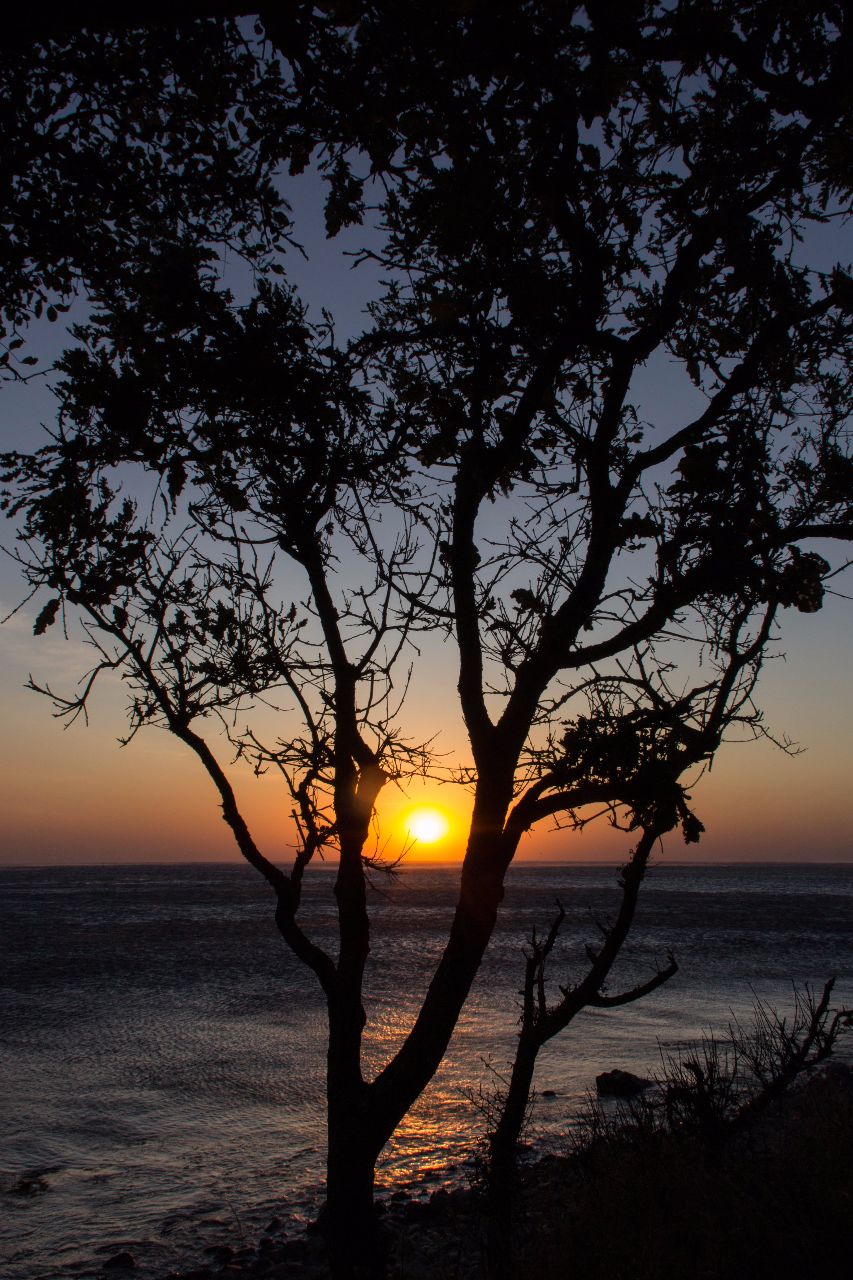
3;858;852;870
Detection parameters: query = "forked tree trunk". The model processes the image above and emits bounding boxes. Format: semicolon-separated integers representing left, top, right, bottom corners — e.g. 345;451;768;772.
322;789;518;1277
482;832;677;1278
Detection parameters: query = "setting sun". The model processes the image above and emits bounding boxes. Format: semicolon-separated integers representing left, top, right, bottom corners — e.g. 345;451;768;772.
403;806;450;846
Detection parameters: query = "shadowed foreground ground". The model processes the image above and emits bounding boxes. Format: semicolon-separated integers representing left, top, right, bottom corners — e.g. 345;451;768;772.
98;1064;852;1280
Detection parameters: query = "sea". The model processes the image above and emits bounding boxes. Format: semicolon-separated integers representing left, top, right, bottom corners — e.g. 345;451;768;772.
2;861;852;1279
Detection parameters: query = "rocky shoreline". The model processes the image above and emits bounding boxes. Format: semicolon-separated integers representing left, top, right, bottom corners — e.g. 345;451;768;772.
96;1179;486;1280
40;1059;853;1280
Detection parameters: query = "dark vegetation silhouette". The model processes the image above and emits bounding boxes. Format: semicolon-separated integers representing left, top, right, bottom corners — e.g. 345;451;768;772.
2;5;852;1277
484;849;678;1277
0;20;289;372
520;983;852;1280
486;938;850;1275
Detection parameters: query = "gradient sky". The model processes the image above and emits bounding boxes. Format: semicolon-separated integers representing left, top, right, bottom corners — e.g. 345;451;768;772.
1;569;851;866
1;173;851;868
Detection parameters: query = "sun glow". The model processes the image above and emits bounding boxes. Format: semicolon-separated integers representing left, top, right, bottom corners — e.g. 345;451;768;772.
404;806;450;846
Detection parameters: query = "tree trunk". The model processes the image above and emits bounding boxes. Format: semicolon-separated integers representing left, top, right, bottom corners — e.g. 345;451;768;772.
323;970;385;1278
490;1032;539;1168
486;1033;539;1280
324;1113;384;1280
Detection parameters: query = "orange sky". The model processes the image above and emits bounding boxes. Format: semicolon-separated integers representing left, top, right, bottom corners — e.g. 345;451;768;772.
1;587;850;866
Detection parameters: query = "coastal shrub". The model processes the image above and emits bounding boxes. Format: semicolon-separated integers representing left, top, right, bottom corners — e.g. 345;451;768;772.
518;985;852;1280
528;1072;853;1280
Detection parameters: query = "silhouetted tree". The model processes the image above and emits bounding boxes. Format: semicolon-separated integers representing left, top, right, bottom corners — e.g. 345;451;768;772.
2;5;852;1276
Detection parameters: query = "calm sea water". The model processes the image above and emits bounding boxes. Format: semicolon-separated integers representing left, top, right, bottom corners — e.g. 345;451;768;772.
2;861;852;1278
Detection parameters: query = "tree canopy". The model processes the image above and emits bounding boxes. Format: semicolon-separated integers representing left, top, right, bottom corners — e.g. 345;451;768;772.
0;16;294;373
2;3;852;1276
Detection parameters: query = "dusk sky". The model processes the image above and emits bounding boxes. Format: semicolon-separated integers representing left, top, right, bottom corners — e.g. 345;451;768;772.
1;580;851;866
2;169;851;869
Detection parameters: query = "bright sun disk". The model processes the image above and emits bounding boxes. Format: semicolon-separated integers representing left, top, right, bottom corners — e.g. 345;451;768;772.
404;806;450;845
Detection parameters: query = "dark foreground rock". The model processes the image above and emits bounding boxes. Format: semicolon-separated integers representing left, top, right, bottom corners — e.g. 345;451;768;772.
595;1068;654;1098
